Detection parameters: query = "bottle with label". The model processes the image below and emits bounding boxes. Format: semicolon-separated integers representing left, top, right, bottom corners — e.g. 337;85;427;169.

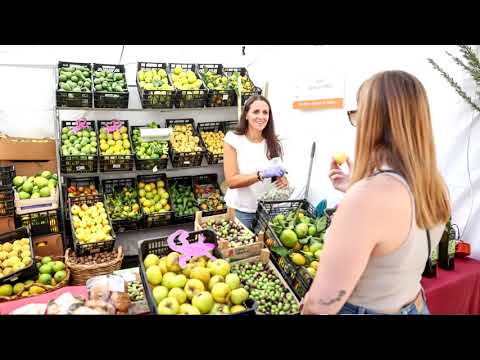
423;244;438;278
439;219;455;270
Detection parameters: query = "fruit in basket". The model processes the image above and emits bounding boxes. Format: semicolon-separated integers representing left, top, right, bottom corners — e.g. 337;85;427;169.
200;130;224;156
190;266;211;287
179;303;201;315
138;179;171;216
290;253;306;266
0;284;13;297
227;71;254;94
71;202;114;244
225;273;241;291
209;303;231;315
58;66;92;92
231;305;246;314
208;259;230;277
170;67;203;91
211;282;231;304
152;285;169;305
105;184;142;222
230;288;249;305
170;181;198;218
132;125;169;161
184;279;205;300
98;125;131;156
146;265;163;286
13;172;57;199
61;125;97;157
168;288;187;305
195;185;225;213
93;69;127;93
169;124;202;153
0;239;32;279
166;252;182;273
144;253;160;269
157;297;180;315
38;273;52;285
280;229;298;248
67;184;99;198
208;275;224;291
200;68;230;91
54;270;67;283
192;291;214;314
202;217;254;248
138;68;173;91
13;282;25;295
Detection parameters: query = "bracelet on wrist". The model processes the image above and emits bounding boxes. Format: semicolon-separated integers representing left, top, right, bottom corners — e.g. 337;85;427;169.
257;171;263;182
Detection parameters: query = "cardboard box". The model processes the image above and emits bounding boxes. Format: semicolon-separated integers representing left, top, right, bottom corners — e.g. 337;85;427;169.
32;233;64;257
0;160;57;177
0;135;56;161
0;216;15;233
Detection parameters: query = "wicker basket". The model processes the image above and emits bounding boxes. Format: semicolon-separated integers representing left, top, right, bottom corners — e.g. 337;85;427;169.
0;255;70;303
65;246;123;285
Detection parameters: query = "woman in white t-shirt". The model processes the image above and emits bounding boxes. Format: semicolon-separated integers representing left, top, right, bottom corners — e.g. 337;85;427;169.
223;95;288;229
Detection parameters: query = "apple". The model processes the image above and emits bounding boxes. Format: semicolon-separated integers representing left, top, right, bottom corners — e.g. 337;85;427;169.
211;282;231;304
158;257;168;274
225;273;240;291
230;305;246;314
190;256;207;268
333;151;347;166
314;249;322;260
192;291;214;314
179;303;201;315
209;259;230;277
161;272;176;288
182;263;196;277
144;253;159;269
152;285;169;305
166;252;181;273
209;303;230;315
170;274;187;289
310;260;319;270
184;279;205;300
168;287;187;305
230;288;249;305
146;265;163;286
157;297;180;315
208;275;224;291
190;267;211;287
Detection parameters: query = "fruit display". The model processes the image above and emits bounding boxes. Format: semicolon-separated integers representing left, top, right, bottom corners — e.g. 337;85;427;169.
202;217;255;248
142;252;251;315
35;256;68;286
170;65;203;91
138;178;171;216
170;181;198;219
200;68;230;91
132;122;169;161
104;183;142;222
67;183;99;198
194;183;225;213
57;65;92;93
61;123;98;158
12;171;58;200
66;249;118;265
231;261;299;315
93;68;127;93
98;122;131;156
200;129;224;157
17;210;60;236
70;201;114;244
0;237;32;279
268;208;328;279
224;70;255;94
127;280;145;302
169;124;202;154
137;65;174;108
138;67;173;92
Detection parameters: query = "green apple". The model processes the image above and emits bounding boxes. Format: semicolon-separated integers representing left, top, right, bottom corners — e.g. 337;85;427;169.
144;253;159;269
179;303;201;315
209;259;230;277
192;291;214;314
158;257;168;274
184;279;205;300
190;267;211;287
314;249;322;260
157;297;180;315
181;263;196;277
152;285;169;305
209;303;231;315
208;275;224;291
166;252;181;273
170;274;187;289
161;272;176;288
230;305;246;314
146;265;163;286
225;273;240;291
168;287;187;305
230;288;249;305
211;282;231;304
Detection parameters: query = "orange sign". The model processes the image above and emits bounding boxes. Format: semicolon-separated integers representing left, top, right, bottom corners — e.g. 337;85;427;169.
293;98;344;109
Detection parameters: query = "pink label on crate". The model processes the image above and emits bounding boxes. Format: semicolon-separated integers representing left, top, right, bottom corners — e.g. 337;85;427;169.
167;230;216;268
71;118;89;134
104;119;123;134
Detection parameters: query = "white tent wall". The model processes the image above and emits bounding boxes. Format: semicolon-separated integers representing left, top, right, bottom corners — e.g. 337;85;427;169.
0;45;478;258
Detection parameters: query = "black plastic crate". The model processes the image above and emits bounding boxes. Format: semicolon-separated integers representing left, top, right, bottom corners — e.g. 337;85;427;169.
222;67;262;106
60;120;98;174
137;173;173;228
137;62;175;109
197;64;236;107
0;187;14;202
102;177;142;233
0;165;15;187
192;173;226;217
15;209;61;236
255;199;316;231
0;192;15;217
93;63;129;108
196;121;227;165
97;120;134;172
0;227;36;284
137;229;257;315
131;126;169;171
63;177;101;220
168;63;208;108
68;194;116;256
56;61;93;108
223;120;238;132
168;176;197;224
166;118;204;168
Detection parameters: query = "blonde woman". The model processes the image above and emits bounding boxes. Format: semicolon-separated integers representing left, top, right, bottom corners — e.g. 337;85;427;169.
302;70;451;315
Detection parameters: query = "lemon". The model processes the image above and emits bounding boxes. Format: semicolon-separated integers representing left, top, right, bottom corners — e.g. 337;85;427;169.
290;253;306;266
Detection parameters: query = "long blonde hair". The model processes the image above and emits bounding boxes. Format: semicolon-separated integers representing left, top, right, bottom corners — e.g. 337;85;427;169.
350;70;451;229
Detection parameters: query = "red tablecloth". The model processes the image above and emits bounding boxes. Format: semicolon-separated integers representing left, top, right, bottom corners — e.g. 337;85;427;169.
0;286;88;315
422;257;480;315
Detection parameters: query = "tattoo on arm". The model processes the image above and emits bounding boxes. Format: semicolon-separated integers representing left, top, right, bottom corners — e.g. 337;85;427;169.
318;290;346;306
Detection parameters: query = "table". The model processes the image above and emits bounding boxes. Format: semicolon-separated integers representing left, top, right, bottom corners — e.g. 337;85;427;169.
422;257;480;315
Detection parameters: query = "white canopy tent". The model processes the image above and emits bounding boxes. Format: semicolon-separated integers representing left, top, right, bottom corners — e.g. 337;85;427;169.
0;45;478;258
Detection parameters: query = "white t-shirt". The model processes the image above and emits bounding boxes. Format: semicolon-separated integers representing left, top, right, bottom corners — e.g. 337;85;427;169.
224;131;271;213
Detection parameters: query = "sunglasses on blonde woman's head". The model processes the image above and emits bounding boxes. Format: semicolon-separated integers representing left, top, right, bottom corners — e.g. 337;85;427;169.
347;110;357;127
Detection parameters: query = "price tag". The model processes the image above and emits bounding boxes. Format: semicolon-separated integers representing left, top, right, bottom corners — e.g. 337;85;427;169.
76;165;85;171
183;161;190;165
218;159;224;164
152;166;158;173
222;94;229;100
112;164;121;169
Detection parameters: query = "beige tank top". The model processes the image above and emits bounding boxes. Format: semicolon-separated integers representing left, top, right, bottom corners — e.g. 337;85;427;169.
347;170;445;312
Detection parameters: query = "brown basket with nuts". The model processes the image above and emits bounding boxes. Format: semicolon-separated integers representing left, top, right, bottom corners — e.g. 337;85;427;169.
65;246;123;285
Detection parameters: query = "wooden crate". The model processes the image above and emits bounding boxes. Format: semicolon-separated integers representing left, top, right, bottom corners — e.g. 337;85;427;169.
231;249;300;315
14;187;59;215
194;208;264;261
